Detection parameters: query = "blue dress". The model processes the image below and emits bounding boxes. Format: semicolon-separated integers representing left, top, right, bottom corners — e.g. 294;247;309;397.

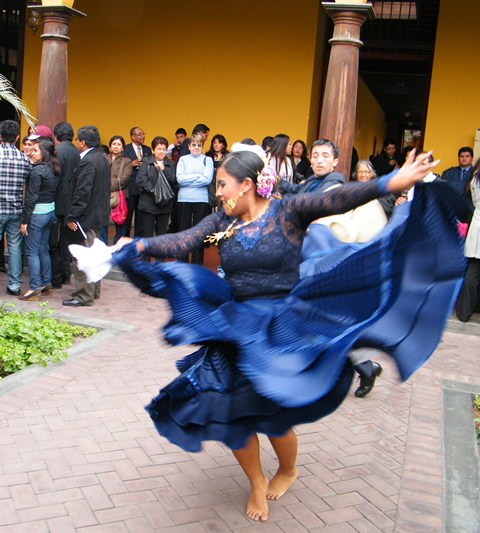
113;180;465;452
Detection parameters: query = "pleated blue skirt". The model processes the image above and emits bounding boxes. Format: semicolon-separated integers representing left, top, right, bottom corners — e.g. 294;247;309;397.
114;182;465;452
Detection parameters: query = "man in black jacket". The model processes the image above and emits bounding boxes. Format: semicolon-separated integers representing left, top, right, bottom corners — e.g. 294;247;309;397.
372;138;399;177
52;122;80;288
440;146;475;215
278;139;345;195
177;123;210;158
63;125;110;307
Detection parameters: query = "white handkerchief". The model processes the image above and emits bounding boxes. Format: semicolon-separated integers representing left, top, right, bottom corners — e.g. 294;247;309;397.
69;238;115;283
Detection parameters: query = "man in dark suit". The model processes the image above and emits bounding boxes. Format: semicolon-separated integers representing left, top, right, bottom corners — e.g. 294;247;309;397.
372;138;399;177
63;125;110;307
52;121;80;288
123;126;152;238
278;139;345;195
441;145;475;215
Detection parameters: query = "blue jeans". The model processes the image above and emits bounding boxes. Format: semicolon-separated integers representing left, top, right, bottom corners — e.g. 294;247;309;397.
24;211;56;290
100;223;126;245
0;213;23;291
113;222;126;244
99;225;109;245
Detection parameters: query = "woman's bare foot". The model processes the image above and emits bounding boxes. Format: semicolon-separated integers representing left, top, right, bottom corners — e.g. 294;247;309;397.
266;467;298;500
246;476;269;521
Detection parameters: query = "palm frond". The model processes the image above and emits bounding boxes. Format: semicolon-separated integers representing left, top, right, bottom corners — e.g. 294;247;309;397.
0;74;36;130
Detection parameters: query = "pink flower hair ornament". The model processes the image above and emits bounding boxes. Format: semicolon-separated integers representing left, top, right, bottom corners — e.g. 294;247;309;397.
256;164;277;199
229;142;278;199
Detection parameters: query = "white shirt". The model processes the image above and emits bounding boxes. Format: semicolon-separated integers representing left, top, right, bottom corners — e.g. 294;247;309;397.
79;147;94;160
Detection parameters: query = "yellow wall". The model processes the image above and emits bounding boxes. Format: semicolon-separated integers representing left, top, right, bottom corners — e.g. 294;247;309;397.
354;77;386;161
22;0;323;150
424;0;480;173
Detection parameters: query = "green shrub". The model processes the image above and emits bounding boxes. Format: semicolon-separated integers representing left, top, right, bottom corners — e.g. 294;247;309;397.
474;394;480;411
474;395;480;446
0;302;96;378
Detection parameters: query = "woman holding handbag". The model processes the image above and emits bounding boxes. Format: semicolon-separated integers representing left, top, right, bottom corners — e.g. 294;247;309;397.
137;136;176;240
101;135;132;244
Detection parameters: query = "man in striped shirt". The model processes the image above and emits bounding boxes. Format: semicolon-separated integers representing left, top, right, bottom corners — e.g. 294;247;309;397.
0;120;30;295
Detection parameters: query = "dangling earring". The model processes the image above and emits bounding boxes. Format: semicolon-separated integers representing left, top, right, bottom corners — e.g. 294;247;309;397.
225;198;237;211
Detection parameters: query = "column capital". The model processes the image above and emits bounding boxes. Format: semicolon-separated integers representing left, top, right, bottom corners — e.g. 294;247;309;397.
27;5;86;18
321;2;375;19
322;3;375;48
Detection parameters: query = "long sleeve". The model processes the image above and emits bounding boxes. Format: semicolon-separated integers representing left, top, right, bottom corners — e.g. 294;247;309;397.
68;158;95;221
142;211;223;258
22;167;42;224
287;179;383;228
111;157;132;192
164;161;177;187
177;155;213;203
137;161;154;193
177;155;213;187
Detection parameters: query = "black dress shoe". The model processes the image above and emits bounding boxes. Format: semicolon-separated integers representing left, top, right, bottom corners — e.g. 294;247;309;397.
354;362;382;398
62;298;92;307
0;265;7;273
6;287;21;296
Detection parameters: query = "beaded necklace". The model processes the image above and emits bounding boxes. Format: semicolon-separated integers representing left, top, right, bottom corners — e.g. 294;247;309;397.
205;199;272;246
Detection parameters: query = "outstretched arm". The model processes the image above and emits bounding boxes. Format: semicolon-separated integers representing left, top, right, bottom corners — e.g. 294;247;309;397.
117;211;223;258
291;150;439;226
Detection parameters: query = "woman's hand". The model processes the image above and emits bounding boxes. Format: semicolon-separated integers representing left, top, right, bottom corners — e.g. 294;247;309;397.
116;237;146;254
394;195;408;207
20;224;28;236
386;150;439;193
136;240;146;253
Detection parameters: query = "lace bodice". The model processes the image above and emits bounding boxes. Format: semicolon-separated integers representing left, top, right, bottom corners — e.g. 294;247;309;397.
143;180;382;298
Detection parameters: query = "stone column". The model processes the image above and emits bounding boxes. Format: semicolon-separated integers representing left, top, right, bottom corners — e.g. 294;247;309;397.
319;1;375;178
27;5;85;130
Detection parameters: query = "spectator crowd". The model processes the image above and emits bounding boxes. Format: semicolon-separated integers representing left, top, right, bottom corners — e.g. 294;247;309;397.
0;119;479;321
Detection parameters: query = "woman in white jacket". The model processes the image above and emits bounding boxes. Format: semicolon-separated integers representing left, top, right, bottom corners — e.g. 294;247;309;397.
456;164;480;321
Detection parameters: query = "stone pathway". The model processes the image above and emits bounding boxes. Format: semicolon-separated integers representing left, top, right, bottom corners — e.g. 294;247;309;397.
0;271;479;532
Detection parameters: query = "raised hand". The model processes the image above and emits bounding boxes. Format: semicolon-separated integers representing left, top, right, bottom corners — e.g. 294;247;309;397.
386;150;439;193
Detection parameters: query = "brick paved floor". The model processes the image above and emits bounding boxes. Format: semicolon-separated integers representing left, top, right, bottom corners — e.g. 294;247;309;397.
0;265;479;532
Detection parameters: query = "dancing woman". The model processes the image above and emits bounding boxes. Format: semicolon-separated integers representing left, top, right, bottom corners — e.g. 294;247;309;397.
107;147;462;522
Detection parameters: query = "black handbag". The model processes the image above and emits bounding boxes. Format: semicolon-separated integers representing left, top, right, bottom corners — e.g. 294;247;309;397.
48;217;61;251
154;168;174;207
